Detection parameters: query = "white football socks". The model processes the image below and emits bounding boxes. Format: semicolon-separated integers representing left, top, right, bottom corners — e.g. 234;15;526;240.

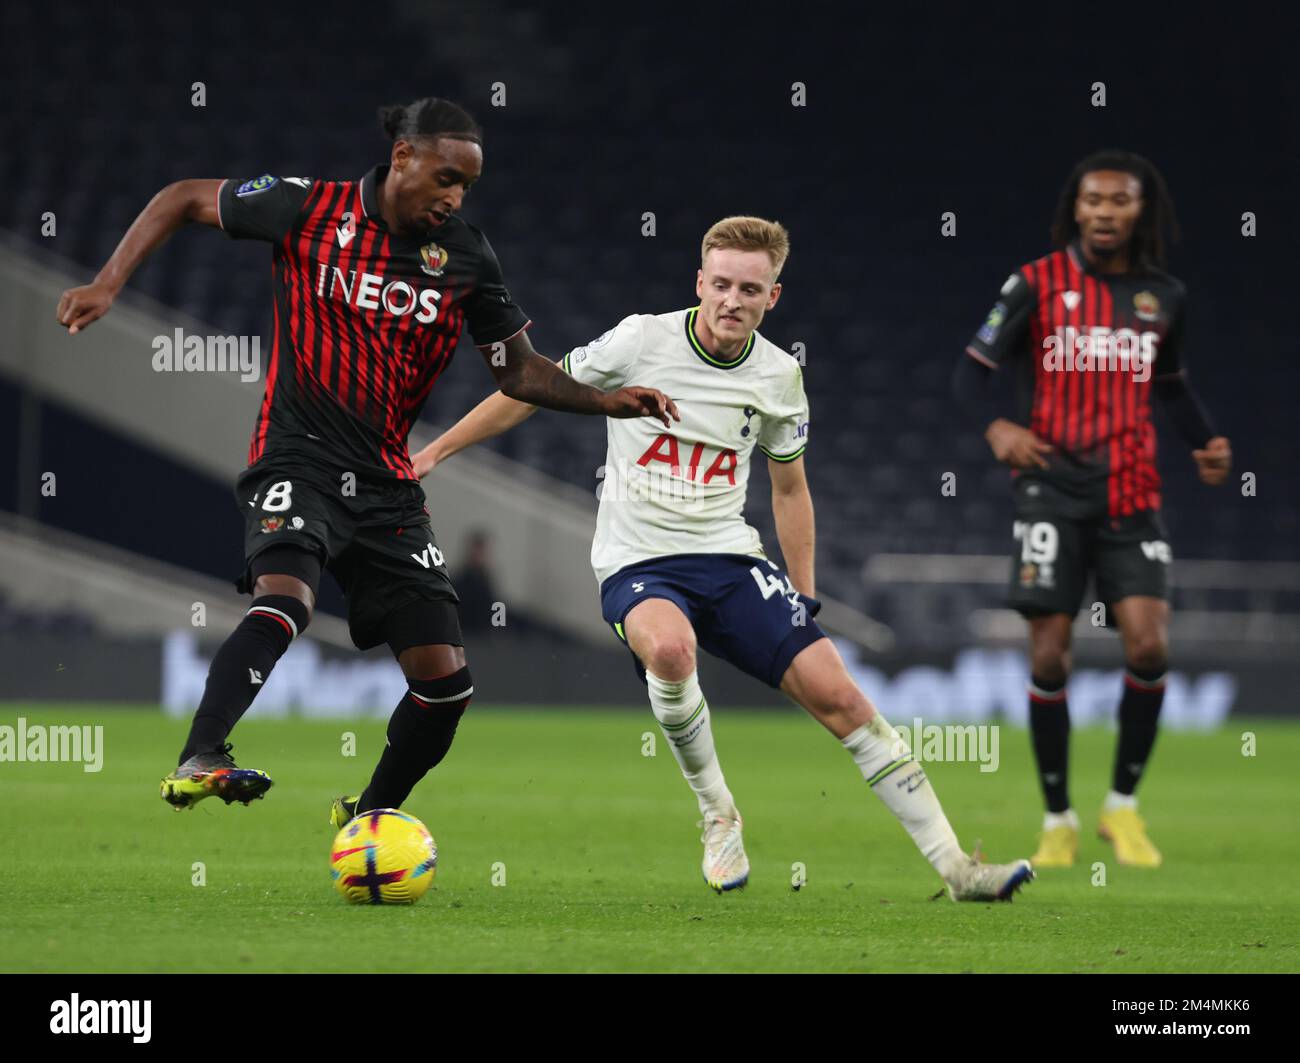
1043;809;1080;830
1103;791;1138;812
646;670;734;817
842;712;966;881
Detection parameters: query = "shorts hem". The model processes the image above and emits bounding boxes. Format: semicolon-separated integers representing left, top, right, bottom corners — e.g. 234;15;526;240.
1009;601;1080;619
236;538;327;594
349;586;461;652
767;623;828;688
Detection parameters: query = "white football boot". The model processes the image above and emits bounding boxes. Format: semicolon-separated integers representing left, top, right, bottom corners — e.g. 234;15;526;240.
699;808;750;892
943;847;1035;902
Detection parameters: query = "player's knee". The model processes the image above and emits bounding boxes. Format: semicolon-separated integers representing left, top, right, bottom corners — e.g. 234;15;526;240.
252;574;315;624
1125;631;1168;673
641;634;696;680
398;642;466;679
1029;644;1070;685
1028;619;1071;681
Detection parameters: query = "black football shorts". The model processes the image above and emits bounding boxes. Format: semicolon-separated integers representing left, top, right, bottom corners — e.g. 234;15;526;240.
1006;477;1171;618
234;456;460;650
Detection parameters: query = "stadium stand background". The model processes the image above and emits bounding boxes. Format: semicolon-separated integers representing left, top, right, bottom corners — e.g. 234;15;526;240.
4;2;1298;693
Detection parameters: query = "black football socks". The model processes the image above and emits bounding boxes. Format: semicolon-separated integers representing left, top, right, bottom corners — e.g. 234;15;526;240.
178;595;311;763
357;668;474;812
1028;675;1071;813
1112;666;1166;796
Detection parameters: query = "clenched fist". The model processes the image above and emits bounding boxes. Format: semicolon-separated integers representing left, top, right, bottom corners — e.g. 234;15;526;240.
1192;436;1232;486
57;280;118;335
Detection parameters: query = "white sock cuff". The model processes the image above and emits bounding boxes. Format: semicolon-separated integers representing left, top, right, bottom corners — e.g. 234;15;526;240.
1043;809;1079;830
646;670;692;699
1104;790;1138;811
841;723;869;752
842;713;912;782
842;713;905;752
646;670;705;726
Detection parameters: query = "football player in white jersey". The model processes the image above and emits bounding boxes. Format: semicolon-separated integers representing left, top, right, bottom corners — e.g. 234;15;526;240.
418;217;1033;901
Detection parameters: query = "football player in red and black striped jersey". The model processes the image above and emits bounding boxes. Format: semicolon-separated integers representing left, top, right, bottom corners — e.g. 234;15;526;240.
57;97;678;819
954;150;1232;868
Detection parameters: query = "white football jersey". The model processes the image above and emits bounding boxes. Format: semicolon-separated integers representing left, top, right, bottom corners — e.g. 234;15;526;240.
563;307;810;584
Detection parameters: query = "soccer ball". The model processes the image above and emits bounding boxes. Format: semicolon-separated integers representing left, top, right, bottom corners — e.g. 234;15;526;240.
330;808;438;904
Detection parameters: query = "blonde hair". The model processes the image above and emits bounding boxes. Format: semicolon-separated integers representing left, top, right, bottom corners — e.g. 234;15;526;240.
701;216;790;280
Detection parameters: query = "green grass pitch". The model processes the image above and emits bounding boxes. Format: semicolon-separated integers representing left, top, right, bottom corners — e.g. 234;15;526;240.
2;705;1296;973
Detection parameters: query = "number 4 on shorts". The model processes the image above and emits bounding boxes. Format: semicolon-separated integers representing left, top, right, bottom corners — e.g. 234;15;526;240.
749;565;785;600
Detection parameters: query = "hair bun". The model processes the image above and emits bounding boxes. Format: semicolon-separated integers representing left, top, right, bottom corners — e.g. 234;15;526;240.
378;104;405;140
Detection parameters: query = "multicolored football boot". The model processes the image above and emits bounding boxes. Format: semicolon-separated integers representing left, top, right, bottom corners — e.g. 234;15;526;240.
159;743;272;809
699;808;750;893
330;795;361;830
944;846;1036;902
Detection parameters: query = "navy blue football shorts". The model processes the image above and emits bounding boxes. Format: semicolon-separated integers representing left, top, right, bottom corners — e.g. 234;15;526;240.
599;553;826;689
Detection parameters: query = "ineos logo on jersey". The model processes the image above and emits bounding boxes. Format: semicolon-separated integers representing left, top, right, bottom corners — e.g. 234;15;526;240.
315;264;442;323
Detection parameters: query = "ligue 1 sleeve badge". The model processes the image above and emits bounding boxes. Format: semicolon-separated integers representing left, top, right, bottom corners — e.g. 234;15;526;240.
235;174;278;197
419;242;449;277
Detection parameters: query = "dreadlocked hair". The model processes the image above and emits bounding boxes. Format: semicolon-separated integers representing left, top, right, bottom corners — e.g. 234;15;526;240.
377;97;483;146
1050;149;1179;271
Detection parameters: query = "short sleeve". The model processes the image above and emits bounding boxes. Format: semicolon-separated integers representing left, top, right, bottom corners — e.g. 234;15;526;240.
965;269;1035;369
758;364;810;462
562;315;643;390
217;175;312;243
465;233;531;346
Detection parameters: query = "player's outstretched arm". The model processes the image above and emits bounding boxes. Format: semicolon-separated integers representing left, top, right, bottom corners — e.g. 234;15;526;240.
483;332;679;425
769;455;816;598
57;179;223;334
413;387;543;478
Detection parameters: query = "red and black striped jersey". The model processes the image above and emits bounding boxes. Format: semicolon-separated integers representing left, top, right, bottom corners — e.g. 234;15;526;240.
217;167;530;480
965;242;1188;517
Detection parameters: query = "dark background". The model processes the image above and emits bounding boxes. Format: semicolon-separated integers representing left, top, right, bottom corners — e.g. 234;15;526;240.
5;1;1297;613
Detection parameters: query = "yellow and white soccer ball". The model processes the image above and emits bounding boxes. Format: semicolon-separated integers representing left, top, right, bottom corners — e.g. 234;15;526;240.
330;808;438;904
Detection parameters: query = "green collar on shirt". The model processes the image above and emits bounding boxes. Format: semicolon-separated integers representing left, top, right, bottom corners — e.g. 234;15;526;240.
685;307;755;370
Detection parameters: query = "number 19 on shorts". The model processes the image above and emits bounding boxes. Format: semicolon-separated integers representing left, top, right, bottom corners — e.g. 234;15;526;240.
1014;520;1058;589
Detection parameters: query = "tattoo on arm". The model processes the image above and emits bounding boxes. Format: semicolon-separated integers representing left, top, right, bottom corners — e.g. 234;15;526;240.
493;339;608;414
